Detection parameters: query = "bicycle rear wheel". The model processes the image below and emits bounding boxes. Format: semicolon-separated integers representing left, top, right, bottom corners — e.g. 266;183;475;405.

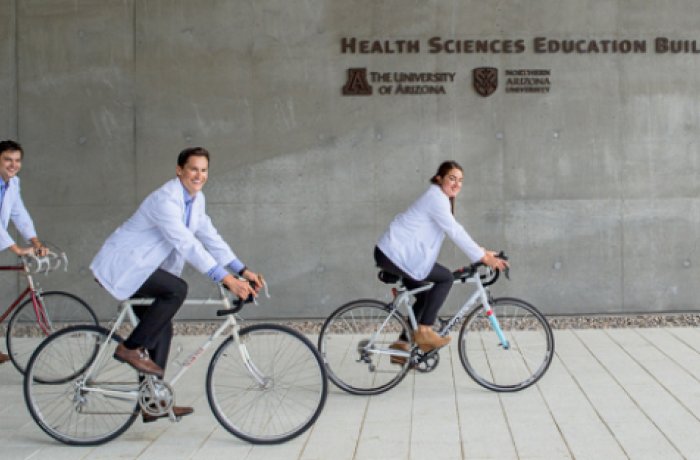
458;297;554;392
7;291;98;374
207;323;327;444
24;325;140;445
317;299;411;395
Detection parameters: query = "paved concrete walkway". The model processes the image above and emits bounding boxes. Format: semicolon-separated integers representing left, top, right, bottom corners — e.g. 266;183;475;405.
2;327;700;459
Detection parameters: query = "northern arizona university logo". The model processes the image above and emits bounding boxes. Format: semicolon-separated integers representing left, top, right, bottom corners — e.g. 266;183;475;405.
472;67;498;97
342;68;372;95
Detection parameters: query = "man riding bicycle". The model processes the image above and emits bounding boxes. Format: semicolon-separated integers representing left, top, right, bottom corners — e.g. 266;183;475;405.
0;140;48;364
90;147;263;422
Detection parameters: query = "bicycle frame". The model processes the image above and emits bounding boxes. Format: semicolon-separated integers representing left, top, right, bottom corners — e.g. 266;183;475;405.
377;269;510;362
0;260;51;334
79;284;266;402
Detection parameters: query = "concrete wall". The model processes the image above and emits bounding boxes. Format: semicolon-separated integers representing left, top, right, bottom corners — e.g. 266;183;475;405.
1;0;699;320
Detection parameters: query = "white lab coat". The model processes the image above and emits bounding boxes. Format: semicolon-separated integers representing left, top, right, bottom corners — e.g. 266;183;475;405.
91;178;237;300
0;176;38;251
377;184;485;280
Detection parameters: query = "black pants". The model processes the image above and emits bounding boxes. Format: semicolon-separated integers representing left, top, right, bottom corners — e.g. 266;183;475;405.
374;246;452;327
123;268;188;370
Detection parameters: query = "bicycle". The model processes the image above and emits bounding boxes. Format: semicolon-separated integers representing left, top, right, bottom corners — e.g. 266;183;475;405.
23;282;328;445
0;249;97;373
317;253;554;395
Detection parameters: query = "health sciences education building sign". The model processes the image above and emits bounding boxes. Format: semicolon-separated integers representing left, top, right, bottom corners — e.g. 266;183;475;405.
340;35;700;97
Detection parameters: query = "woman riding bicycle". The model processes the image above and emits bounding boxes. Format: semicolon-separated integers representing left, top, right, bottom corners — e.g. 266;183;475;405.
374;160;508;358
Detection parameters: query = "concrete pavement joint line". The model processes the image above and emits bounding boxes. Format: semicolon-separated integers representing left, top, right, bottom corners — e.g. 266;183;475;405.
622;329;700;424
667;328;700;354
136;426;168;459
448;343;467;460
551;334;631;458
486;321;519;460
351;395;372;460
532;365;575;459
574;329;685;458
643;329;700;383
193;425;219;459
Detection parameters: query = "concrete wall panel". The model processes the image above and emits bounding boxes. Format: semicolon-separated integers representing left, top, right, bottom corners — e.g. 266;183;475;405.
2;1;700;319
622;199;700;311
0;1;16;138
16;0;134;208
504;200;624;315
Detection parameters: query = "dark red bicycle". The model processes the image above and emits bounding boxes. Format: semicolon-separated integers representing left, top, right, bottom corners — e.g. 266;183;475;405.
1;249;97;373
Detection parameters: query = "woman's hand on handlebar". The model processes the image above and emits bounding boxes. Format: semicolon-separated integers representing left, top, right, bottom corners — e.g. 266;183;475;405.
481;250;509;271
222;274;257;301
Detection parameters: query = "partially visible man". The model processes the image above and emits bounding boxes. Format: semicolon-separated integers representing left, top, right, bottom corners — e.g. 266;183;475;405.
90;146;262;422
0;140;48;364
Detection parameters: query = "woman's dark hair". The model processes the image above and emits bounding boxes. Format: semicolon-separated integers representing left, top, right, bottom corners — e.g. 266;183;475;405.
430;160;463;215
177;147;209;167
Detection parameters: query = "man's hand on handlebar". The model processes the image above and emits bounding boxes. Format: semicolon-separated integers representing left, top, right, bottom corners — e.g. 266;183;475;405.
12;244;47;257
29;237;49;257
240;268;265;292
222;274;257;301
481;250;509;272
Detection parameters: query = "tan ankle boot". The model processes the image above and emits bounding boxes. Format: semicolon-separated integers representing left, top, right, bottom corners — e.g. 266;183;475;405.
389;341;410;365
413;327;451;352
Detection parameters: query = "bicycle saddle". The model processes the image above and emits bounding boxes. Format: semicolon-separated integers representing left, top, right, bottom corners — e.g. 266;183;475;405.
377;270;401;284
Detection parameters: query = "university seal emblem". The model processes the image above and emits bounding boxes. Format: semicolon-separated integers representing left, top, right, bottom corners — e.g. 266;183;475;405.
472;67;498;97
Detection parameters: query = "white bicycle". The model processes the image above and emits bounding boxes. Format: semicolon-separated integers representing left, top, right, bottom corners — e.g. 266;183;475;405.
24;283;327;445
318;253;554;394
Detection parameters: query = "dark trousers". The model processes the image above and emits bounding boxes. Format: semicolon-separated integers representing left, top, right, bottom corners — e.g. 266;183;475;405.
123;268;188;370
374;246;453;327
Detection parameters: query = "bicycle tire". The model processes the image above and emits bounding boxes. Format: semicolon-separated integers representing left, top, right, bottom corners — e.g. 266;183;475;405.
24;325;140;445
458;297;554;392
7;291;98;374
317;299;412;395
206;323;327;444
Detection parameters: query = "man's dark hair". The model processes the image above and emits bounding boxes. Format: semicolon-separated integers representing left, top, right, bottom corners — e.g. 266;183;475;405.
0;140;23;158
177;147;209;167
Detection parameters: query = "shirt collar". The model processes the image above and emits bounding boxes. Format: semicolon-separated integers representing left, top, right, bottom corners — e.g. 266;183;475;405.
180;182;196;205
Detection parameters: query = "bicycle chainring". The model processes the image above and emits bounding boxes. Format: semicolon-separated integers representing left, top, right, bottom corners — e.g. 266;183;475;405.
411;348;440;373
139;378;175;417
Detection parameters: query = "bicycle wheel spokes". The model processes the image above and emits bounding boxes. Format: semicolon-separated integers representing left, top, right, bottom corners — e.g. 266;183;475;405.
459;298;554;392
207;324;327;444
24;326;139;445
318;299;411;395
8;291;97;374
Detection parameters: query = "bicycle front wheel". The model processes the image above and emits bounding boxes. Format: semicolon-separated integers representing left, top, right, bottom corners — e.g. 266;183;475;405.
206;323;327;444
458;297;554;392
317;299;411;395
24;325;140;445
7;291;98;374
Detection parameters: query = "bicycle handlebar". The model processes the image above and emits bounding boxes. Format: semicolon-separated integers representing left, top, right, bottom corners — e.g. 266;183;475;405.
216;279;270;317
23;250;69;275
453;251;509;286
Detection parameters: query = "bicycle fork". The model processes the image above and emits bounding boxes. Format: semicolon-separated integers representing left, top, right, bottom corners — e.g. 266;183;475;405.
483;302;510;350
231;327;272;389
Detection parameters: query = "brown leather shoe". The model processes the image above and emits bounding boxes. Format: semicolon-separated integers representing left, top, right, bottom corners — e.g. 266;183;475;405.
389;341;410;365
113;343;164;377
142;406;194;423
0;351;9;364
413;327;451;352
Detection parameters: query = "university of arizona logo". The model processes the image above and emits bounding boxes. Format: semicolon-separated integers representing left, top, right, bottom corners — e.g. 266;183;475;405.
472;67;498;97
342;68;373;96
